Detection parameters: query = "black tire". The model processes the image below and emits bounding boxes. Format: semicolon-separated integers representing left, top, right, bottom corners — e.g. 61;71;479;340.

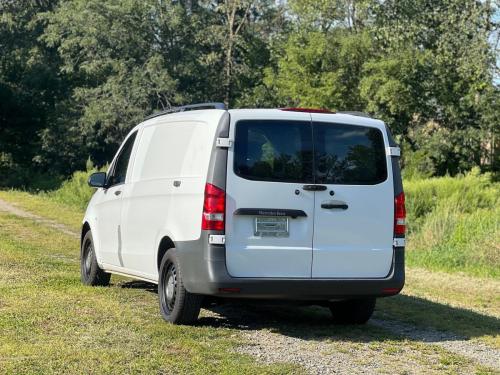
80;230;111;286
329;298;376;325
158;249;203;325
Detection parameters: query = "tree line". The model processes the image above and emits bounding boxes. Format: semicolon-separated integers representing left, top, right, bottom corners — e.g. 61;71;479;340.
0;0;498;188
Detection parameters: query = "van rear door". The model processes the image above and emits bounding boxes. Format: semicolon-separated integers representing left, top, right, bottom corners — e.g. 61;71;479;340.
225;111;314;278
310;115;394;278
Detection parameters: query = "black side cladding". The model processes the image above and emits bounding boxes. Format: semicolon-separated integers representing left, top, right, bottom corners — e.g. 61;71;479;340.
385;124;403;197
385;124;405;292
206;111;230;191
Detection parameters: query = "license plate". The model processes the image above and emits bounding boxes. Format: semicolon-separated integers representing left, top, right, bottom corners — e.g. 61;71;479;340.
254;217;289;237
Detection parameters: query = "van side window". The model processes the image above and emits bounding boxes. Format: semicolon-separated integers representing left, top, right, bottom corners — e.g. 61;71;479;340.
108;131;137;187
313;123;387;185
234;120;313;183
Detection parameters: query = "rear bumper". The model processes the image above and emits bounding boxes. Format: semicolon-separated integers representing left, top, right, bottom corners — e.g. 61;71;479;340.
176;233;405;301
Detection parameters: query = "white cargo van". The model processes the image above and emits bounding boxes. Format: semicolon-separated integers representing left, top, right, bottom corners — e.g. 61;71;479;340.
82;103;405;325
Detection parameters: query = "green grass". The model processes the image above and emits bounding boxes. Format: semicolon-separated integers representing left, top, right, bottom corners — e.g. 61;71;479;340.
0;190;83;231
401;268;500;318
377;268;500;348
405;170;500;278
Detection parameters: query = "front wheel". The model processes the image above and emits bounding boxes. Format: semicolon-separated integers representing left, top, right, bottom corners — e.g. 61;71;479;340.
328;298;376;324
158;249;202;325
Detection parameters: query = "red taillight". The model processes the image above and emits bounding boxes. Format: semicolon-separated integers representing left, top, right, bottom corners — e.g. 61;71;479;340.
281;107;334;113
202;183;225;231
394;192;406;235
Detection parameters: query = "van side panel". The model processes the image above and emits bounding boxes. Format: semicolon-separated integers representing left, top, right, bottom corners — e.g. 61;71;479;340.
165;121;216;239
119;112;223;280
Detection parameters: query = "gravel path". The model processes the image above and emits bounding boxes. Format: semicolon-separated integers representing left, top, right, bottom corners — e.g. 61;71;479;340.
0;198;78;238
372;318;500;370
235;329;385;375
1;197;498;373
201;304;499;374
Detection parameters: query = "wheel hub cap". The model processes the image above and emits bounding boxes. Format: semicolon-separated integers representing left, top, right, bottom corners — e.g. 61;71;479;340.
85;248;92;270
166;274;175;303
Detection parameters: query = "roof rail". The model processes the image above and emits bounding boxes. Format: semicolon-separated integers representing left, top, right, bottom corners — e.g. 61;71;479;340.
337;111;372;118
145;102;227;120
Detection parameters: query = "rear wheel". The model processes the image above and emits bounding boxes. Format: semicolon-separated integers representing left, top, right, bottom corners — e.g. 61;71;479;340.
158;249;202;325
329;298;376;324
80;230;111;286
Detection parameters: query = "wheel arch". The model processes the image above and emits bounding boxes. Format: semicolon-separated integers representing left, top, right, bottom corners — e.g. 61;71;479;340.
81;222;91;246
157;236;176;270
81;221;104;266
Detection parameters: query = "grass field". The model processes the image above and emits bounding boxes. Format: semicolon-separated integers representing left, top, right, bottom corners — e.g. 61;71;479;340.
405;171;499;278
0;172;499;374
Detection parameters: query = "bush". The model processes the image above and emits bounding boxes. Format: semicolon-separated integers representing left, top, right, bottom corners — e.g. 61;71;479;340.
48;161;107;209
0;153;63;191
401;142;435;180
405;169;500;277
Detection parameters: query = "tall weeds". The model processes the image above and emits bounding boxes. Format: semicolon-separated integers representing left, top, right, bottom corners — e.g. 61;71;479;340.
406;169;499;277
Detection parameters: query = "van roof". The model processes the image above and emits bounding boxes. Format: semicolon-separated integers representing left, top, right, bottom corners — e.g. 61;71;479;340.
139;107;385;130
228;108;385;128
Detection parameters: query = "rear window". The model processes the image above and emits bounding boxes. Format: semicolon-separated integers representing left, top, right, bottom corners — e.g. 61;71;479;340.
234;120;387;185
234;120;313;183
313;122;387;185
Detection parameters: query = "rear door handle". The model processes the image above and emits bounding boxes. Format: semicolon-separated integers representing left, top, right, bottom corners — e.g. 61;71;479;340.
114;190;122;196
302;185;327;191
321;202;348;210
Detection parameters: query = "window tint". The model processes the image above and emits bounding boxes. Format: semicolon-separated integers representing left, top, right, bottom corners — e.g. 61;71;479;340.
234;120;313;183
108;131;137;186
313;123;387;185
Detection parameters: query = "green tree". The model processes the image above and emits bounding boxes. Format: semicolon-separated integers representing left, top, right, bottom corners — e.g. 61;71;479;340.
42;0;181;166
254;0;375;109
1;0;497;187
42;0;280;166
202;0;282;106
0;0;75;187
264;29;373;110
256;0;498;176
365;0;499;175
